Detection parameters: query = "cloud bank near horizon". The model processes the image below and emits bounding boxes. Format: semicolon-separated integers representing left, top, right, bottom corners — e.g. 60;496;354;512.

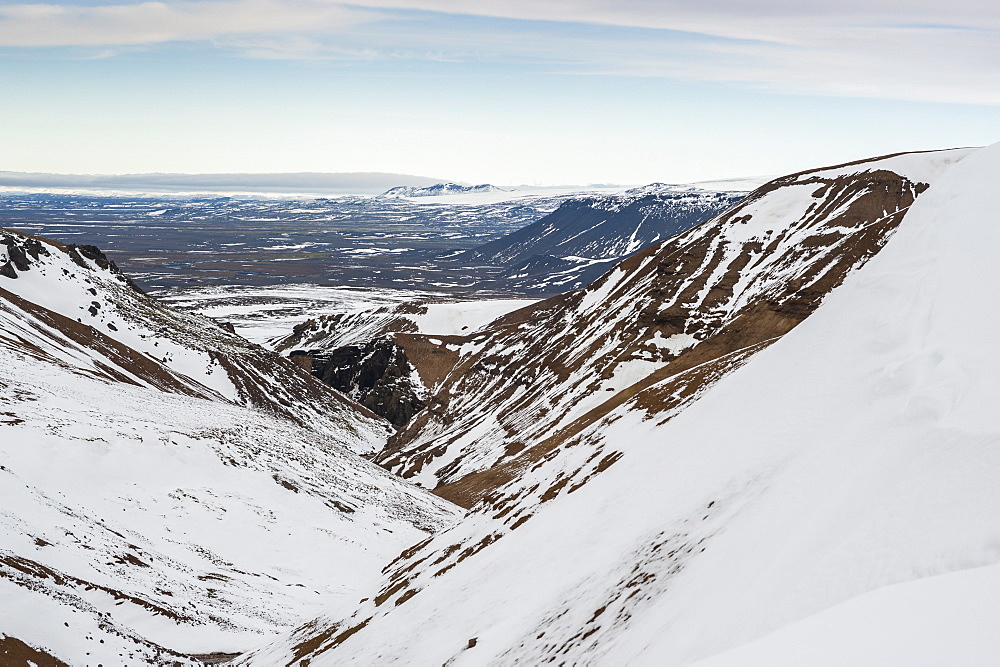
0;170;450;194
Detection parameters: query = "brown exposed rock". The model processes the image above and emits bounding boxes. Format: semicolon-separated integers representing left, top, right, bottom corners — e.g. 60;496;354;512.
0;636;67;667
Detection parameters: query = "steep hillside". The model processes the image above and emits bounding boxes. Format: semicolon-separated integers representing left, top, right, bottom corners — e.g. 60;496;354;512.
0;230;462;662
244;145;999;664
271;298;535;426
0;348;460;663
378;149;970;504
461;187;745;293
0;230;391;452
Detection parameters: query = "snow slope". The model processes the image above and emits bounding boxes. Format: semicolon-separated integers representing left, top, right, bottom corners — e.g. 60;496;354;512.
0;229;464;662
0;355;459;662
245;144;1000;664
378;148;971;498
0;231;391;453
695;563;1000;666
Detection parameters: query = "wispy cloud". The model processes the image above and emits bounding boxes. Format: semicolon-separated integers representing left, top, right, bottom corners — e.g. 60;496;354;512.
0;0;370;46
1;0;998;105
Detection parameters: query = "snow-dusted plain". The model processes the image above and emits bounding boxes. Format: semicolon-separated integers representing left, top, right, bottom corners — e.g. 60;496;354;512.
156;284;451;346
241;145;1000;664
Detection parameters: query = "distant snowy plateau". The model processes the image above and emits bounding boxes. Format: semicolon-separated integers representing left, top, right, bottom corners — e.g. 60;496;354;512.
3;145;1000;665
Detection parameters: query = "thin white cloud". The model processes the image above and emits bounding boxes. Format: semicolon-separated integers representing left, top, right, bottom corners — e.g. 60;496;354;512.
0;0;369;46
341;0;1000;45
0;0;998;105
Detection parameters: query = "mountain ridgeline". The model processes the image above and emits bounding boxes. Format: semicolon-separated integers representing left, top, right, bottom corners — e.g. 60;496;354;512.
0;228;459;662
461;187;746;293
243;147;996;665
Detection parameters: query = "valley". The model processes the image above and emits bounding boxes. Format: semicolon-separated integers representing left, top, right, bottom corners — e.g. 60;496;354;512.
3;146;1000;665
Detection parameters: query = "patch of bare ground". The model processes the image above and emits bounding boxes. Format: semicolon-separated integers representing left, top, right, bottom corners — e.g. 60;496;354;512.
0;635;67;667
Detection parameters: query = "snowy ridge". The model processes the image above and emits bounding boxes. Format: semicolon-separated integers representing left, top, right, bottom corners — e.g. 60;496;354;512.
377;148;972;498
0;230;463;661
272;298;535;389
0;230;391;453
242;146;998;664
461;188;745;293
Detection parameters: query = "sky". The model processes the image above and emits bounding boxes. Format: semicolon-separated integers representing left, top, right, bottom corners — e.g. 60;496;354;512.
0;0;998;186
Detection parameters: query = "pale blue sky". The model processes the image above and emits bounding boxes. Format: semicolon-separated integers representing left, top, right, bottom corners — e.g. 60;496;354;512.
1;1;997;185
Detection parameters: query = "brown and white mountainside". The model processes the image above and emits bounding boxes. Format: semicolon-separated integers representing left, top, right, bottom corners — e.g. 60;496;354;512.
459;186;746;293
375;149;971;506
240;143;1000;666
0;229;461;662
244;150;984;664
0;229;392;452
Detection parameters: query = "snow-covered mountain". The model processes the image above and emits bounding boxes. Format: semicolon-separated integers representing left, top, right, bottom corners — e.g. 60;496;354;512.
0;230;462;661
8;144;1000;664
379;150;965;500
241;146;1000;663
0;231;394;452
461;186;746;293
379;183;506;198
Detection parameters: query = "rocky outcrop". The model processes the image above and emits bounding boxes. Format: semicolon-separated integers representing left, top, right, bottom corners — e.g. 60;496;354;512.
291;339;425;428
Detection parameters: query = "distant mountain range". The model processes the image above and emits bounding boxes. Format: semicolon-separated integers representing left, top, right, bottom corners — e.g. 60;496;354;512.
461;186;746;293
0;171;449;195
379;182;507;198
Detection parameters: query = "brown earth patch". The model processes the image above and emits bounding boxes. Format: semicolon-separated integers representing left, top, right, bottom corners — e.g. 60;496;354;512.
0;635;67;667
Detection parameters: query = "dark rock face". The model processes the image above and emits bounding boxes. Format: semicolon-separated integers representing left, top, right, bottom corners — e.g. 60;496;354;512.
1;231;52;277
291;339;425;428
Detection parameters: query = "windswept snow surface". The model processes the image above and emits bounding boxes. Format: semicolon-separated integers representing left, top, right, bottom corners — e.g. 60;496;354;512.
246;144;999;664
409;300;537;336
0;351;460;662
694;563;1000;666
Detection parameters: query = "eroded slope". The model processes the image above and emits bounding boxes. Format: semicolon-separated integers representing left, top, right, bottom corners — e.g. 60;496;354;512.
0;230;390;453
379;149;971;504
243;147;1000;664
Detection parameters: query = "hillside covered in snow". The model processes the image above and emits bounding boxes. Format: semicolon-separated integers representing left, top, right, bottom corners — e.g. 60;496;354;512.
237;145;1000;664
0;230;461;662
